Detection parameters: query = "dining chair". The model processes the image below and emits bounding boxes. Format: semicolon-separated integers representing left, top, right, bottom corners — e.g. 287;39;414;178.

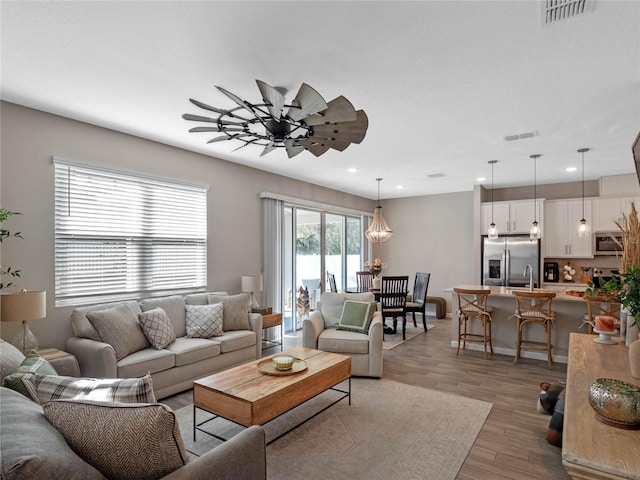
380;276;409;339
454;287;493;359
405;272;431;332
327;272;338;293
512;290;556;369
356;271;374;293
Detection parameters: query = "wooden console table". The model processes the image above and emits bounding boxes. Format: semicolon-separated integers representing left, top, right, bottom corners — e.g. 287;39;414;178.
563;333;640;480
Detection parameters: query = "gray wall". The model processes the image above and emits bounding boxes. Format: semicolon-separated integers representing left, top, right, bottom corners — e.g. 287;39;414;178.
0;102;377;349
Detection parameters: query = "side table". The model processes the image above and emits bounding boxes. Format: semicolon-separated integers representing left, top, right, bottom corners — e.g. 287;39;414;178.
37;347;81;377
261;313;283;351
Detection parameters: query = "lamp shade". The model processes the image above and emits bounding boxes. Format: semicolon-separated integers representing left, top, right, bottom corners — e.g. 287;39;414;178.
1;291;46;322
241;275;263;293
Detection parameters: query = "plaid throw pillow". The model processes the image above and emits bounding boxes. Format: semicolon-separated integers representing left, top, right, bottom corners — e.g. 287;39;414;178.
1;353;58;399
185;303;223;338
21;372;156;405
138;307;176;349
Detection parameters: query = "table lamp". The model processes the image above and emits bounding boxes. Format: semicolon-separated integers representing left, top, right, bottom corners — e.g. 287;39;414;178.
241;275;263;310
1;290;46;353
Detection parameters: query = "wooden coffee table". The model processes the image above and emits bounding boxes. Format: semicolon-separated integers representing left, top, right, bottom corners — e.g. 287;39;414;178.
193;347;351;444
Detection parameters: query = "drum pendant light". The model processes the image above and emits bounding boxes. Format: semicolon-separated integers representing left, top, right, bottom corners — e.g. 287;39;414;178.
488;160;499;239
577;148;590;238
365;178;393;243
530;154;541;239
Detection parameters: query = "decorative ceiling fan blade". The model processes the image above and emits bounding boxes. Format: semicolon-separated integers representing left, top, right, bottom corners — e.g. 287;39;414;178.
182;113;218;123
286;83;328;121
256;80;285;120
215;85;256;115
296;138;331;157
308;110;369;144
285;139;305;158
304;135;351;152
303;96;358;126
189;126;244;133
231;138;260;152
260;141;278;157
207;133;253;144
189;98;229;115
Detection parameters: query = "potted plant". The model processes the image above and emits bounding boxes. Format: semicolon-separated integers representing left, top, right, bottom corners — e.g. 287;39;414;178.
0;208;22;290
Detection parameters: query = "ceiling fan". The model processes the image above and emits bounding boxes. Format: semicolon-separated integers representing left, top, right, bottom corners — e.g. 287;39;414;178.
182;80;368;158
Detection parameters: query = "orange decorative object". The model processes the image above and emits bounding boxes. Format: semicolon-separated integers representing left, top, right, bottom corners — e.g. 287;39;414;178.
595;316;615;332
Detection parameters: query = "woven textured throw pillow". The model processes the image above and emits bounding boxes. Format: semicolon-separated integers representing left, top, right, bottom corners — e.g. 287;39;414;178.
21;372;156;405
185;303;223;338
1;352;58;399
43;400;189;480
207;293;251;331
86;303;150;360
138;307;176;349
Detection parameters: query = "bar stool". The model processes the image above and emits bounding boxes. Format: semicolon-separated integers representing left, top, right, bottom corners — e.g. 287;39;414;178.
454;287;493;359
512;291;556;369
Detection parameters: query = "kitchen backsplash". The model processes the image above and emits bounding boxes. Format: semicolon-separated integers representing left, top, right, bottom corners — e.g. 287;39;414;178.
544;256;622;283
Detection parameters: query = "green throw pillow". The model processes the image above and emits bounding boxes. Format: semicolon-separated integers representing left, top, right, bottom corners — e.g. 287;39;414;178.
337;300;377;333
1;353;58;399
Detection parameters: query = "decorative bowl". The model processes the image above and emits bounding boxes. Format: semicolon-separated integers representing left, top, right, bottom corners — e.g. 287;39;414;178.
272;355;295;371
588;378;640;428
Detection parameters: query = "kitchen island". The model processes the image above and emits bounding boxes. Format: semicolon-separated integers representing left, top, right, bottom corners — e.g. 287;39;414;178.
446;285;592;363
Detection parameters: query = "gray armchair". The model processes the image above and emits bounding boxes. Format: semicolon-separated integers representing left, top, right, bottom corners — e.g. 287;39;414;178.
302;292;383;378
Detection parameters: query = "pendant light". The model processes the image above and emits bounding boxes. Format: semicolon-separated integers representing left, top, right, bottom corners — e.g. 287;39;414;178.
487;160;499;239
530;154;541;239
577;148;590;238
365;178;393;243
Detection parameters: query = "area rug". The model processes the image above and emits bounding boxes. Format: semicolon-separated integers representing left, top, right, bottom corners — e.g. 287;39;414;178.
382;318;436;350
174;378;492;480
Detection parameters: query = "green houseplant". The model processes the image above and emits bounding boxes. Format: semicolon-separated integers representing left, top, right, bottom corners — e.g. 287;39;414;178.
0;208;22;290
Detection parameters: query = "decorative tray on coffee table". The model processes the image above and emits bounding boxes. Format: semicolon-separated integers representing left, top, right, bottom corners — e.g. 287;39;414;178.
257;358;308;376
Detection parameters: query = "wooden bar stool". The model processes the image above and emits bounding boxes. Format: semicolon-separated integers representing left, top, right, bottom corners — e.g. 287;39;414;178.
512;291;556;369
454;287;493;359
583;297;621;334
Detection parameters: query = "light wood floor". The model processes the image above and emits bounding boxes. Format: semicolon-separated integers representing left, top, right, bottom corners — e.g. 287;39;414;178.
163;317;570;480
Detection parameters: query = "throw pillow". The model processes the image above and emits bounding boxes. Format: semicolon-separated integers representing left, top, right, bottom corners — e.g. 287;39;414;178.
138;307;176;349
0;339;26;383
337;300;377;333
1;352;58;399
207;293;251;331
43;400;189;480
21;372;156;405
185;303;224;338
86;303;150;360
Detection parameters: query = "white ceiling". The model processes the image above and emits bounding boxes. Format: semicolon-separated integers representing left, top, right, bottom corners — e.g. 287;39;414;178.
2;1;639;200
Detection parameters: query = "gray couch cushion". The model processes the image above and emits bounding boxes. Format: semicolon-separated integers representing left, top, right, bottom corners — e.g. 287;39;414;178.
184;291;228;306
317;328;370;354
320;292;376;328
71;300;143;342
166;337;221;367
207;293;251;331
0;386;105;480
117;348;175;378
140;295;187;338
42;400;189;480
0;339;25;383
86;303;150;361
217;330;257;354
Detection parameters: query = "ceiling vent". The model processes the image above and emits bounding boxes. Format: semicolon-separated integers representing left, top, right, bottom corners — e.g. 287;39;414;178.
504;131;539;142
426;172;446;179
541;0;591;25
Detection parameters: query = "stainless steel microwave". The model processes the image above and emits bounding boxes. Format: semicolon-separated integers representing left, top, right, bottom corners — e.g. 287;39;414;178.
594;232;623;256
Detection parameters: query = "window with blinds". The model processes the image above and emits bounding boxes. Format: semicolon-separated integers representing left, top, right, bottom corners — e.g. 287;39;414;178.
54;159;207;306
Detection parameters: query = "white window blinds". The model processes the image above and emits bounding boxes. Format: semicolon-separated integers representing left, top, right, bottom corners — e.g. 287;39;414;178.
54;160;207;306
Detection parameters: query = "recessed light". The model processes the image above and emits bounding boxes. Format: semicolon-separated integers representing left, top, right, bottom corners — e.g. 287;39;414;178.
347;167;358;173
477;176;487;182
566;167;577;172
395;185;404;190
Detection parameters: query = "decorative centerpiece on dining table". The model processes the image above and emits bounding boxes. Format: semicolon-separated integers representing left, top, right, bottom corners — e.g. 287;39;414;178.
364;258;386;289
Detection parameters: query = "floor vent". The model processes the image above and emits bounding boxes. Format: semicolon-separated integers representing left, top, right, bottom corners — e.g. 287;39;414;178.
541;0;591;25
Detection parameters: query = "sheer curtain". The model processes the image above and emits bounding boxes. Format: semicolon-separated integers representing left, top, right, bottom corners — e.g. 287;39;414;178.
261;197;284;314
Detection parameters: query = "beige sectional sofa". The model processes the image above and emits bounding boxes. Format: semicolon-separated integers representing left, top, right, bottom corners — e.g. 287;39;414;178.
66;292;263;399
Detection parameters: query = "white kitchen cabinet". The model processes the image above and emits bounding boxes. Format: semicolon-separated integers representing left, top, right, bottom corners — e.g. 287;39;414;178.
593;197;640;232
544;199;593;257
481;199;544;235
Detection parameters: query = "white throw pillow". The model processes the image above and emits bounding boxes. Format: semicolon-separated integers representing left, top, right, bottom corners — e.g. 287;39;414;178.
185;303;224;338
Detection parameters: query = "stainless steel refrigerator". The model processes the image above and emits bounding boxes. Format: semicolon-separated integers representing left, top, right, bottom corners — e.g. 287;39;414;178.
482;235;540;287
